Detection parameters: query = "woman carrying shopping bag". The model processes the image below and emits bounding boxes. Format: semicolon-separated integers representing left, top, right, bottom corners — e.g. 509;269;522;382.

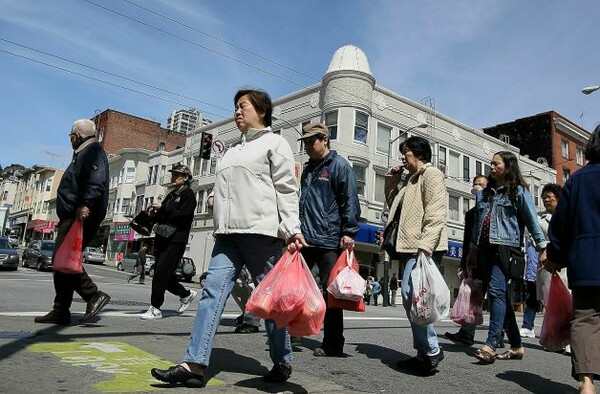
384;136;448;376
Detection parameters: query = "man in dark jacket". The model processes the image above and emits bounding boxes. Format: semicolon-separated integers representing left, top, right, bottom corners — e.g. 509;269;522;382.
298;122;360;357
35;119;111;325
128;244;147;284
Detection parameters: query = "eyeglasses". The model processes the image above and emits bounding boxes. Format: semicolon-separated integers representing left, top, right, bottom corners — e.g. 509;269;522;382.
541;194;556;200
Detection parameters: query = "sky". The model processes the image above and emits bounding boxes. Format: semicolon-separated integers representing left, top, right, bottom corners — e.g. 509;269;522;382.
1;0;599;170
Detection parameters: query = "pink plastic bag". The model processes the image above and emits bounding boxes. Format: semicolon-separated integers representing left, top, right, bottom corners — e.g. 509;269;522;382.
327;250;366;301
450;278;484;325
246;250;326;335
539;273;573;352
53;219;84;274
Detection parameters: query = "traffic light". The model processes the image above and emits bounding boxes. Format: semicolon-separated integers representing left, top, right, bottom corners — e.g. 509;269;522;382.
200;132;213;160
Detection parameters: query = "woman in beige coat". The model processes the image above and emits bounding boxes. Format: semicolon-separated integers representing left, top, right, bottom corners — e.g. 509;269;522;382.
384;136;448;376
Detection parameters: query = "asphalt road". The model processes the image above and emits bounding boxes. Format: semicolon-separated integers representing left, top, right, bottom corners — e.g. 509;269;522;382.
0;263;578;393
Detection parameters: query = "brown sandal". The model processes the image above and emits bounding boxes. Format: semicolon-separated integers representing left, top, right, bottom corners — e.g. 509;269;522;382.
474;346;496;364
496;348;524;360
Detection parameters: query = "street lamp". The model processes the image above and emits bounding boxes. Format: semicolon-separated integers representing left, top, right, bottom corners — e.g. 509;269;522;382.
582;85;600;95
387;123;429;169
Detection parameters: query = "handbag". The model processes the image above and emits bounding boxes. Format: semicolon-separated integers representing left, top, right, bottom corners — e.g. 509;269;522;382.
327;250;367;301
382;206;401;257
154;223;177;238
410;251;451;326
129;210;154;236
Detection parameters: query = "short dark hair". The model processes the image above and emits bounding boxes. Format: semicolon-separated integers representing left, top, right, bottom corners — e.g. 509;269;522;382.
541;183;562;198
399;136;432;163
234;88;272;127
585;124;600;163
473;175;488;184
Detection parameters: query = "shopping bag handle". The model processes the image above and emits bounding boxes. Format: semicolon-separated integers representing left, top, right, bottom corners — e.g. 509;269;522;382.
345;249;355;268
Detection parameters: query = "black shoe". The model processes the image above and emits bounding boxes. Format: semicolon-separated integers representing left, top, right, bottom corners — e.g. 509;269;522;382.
234;323;259;334
127;277;131;283
427;347;445;370
235;314;244;327
138;281;145;285
80;291;111;323
151;365;205;388
313;347;345;357
397;348;444;376
34;310;71;325
444;331;475;346
264;363;292;383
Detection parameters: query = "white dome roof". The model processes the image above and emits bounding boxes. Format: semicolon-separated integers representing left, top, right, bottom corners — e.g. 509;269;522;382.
326;45;372;76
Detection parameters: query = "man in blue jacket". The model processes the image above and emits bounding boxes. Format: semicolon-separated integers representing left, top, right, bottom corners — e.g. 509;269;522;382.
298;122;361;357
35;119;111;325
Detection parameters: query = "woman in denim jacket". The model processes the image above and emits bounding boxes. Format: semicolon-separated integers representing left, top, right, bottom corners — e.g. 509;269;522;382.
467;151;547;364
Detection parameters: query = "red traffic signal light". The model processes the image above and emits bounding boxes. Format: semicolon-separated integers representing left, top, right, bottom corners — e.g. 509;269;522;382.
200;132;213;160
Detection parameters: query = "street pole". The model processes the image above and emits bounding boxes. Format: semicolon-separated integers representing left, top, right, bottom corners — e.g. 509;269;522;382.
382;123;428;307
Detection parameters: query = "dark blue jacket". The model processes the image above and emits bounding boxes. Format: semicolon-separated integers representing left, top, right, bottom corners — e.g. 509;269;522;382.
57;139;109;223
547;163;600;288
299;150;360;249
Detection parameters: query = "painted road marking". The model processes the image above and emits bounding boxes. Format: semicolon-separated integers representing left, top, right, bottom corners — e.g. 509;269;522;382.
28;341;223;392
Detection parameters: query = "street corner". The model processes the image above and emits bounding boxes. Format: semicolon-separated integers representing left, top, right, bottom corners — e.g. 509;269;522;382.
27;341;225;392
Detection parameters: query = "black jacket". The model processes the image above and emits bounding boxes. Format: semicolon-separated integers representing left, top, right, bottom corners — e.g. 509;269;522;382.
299;150;360;249
460;207;476;271
57;139;109;222
154;185;196;244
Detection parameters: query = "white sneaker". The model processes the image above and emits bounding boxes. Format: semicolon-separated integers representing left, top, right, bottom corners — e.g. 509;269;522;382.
520;327;535;338
178;290;198;313
141;306;162;320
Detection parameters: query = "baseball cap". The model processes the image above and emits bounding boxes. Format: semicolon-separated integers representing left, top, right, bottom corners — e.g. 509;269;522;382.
297;122;330;140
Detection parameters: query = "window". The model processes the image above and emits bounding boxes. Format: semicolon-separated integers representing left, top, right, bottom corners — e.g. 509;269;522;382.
463;156;470;181
533;185;540;208
484;164;491;177
45;177;53;192
374;173;386;203
152;165;159;184
376;123;391;154
115;198;120;214
324;111;338;140
118;167;124;184
576;147;584;165
463;198;470;218
121;198;131;214
42;201;48;213
563;168;571;181
449;151;460;179
352;164;366;196
353;111;369;143
147;167;153;185
475;160;483;176
125;167;135;183
438;147;447;174
160;165;166;183
201;158;209;176
196;189;206;213
193;157;200;176
561;139;569;158
449;195;460;221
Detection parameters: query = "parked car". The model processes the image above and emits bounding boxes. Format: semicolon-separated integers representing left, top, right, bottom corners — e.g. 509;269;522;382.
22;240;55;271
83;247;105;265
148;256;197;282
0;237;19;270
117;252;155;274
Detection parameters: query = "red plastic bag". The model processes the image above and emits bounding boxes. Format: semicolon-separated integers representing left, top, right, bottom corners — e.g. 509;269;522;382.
246;250;326;334
287;256;327;336
327;250;366;301
450;278;484;325
326;250;366;312
539;273;573;351
53;219;84;274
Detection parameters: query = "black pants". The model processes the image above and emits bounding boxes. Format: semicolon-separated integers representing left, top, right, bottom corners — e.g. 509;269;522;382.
301;247;344;352
52;218;101;313
128;263;146;283
151;237;189;309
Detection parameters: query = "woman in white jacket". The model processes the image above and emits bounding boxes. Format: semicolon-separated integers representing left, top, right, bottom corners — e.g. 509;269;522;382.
152;88;307;387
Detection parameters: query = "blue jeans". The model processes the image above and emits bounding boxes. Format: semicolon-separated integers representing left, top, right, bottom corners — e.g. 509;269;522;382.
400;253;441;358
486;263;522;349
183;234;292;367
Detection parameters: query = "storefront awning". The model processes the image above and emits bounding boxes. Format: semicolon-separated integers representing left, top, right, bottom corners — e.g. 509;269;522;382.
27;220;57;233
355;223;383;245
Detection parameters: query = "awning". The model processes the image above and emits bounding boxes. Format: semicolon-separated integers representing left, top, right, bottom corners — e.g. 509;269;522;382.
27;220;57;233
445;240;463;260
355;223;383;245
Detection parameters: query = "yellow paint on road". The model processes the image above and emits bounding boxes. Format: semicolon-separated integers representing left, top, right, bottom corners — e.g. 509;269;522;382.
28;341;223;392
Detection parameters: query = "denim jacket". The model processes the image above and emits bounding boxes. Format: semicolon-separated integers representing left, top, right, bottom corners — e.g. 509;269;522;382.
471;185;547;251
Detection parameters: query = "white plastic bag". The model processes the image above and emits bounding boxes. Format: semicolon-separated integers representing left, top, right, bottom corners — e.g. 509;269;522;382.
410;251;451;326
327;250;366;301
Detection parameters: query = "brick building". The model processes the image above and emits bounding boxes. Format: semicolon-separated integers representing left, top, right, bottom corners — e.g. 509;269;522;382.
92;109;186;156
483;111;590;185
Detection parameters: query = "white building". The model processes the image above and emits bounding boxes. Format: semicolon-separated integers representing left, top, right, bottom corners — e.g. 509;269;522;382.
183;45;556;297
167;108;212;134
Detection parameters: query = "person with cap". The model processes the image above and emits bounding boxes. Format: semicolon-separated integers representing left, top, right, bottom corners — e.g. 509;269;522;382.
140;163;198;320
297;122;360;357
35;119;111;325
